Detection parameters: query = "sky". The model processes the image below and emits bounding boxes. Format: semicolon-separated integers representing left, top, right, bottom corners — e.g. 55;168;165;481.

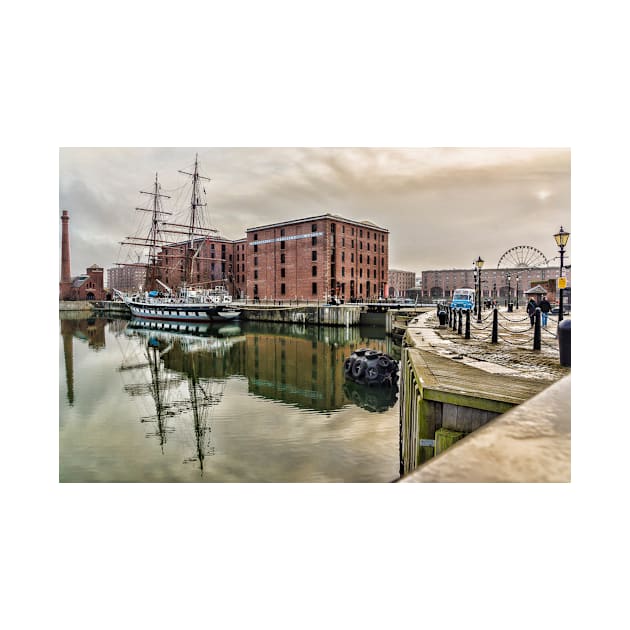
9;0;630;626
59;147;570;278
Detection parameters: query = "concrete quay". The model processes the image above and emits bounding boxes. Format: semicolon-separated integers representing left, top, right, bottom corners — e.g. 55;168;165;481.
238;303;362;326
397;309;571;482
59;300;94;312
400;374;570;482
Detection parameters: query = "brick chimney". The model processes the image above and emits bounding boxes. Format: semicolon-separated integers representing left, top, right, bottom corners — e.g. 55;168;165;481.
60;210;71;283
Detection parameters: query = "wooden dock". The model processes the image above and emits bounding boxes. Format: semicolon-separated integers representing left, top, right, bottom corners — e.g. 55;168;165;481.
406;346;551;412
399;314;558;474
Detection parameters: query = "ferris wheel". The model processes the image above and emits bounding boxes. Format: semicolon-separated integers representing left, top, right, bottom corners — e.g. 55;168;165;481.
497;245;549;269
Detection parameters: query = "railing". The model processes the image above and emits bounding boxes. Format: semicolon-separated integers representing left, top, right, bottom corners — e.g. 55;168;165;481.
439;305;563;352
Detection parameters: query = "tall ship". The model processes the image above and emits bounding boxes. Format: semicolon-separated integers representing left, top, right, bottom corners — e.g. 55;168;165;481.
115;155;240;323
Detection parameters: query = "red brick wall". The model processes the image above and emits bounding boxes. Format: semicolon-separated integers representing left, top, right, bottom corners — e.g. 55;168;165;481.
245;216;389;301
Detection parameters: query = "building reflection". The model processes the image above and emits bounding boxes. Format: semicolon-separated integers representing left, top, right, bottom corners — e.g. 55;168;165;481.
60;314;400;415
129;319;399;413
60;314;109;406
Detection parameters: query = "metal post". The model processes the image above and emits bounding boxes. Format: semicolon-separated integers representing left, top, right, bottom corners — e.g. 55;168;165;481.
453;308;458;331
554;226;570;322
492;307;498;343
465;309;470;339
477;269;482;323
533;307;541;351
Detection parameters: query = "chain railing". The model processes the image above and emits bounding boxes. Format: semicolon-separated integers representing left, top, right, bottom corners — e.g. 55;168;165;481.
439;305;562;352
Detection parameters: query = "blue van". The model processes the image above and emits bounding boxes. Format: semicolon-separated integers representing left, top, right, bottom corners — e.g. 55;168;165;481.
450;288;475;311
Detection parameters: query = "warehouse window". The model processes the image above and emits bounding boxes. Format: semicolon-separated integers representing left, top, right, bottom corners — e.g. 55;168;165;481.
312;282;317;295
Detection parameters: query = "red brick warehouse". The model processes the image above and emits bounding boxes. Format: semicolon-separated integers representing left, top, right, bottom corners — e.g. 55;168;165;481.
244;214;389;302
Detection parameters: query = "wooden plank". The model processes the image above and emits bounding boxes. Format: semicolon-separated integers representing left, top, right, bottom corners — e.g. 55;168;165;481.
415;348;550;407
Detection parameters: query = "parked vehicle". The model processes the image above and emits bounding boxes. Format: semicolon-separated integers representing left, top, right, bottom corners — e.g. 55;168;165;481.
450;288;475;311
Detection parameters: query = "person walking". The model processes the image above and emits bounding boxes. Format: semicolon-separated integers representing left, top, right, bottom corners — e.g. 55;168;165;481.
526;298;537;327
539;295;551;327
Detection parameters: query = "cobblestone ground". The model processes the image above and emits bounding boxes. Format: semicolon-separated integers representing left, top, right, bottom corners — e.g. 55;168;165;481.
420;308;571;382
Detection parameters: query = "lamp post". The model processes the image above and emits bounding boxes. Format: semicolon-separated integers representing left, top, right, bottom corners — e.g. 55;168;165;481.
554;225;570;322
506;273;511;310
515;274;520;309
474;256;484;322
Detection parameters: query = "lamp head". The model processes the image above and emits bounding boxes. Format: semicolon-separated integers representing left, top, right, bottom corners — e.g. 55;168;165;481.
554;226;570;248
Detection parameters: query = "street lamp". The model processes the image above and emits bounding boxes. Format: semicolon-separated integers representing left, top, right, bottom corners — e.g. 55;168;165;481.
554;225;570;321
506;273;511;310
515;274;520;309
474;256;484;322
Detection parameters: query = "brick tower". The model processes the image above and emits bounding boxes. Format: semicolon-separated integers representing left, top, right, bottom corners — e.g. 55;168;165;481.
60;210;72;299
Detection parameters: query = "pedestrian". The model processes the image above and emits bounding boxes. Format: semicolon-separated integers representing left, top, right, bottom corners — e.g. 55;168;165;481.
539;295;551;327
526;298;537;327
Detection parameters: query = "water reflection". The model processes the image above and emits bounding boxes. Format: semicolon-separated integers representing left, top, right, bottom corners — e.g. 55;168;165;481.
124;318;399;413
60;315;111;405
342;380;398;413
60;314;401;481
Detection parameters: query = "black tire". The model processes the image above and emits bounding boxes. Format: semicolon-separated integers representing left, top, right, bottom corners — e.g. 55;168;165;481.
351;357;366;380
365;363;381;383
344;357;355;377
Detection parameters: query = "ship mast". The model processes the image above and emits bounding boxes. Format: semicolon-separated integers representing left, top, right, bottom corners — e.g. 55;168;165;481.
118;173;172;292
119;156;220;293
178;153;213;287
142;173;172;291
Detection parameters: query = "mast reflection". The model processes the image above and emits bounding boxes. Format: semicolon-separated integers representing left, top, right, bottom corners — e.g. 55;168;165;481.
119;318;400;467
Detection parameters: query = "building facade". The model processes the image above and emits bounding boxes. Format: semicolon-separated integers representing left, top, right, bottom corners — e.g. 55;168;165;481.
107;265;147;293
244;214;389;302
388;269;416;298
61;264;108;301
420;266;572;304
157;236;236;293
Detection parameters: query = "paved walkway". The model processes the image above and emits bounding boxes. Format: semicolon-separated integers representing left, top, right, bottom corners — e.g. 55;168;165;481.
406;308;570;383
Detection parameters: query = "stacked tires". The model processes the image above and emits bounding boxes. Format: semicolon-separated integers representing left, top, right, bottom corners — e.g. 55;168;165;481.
343;348;399;387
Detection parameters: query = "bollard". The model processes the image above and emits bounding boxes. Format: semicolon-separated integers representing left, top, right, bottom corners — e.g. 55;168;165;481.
438;310;447;327
492;307;498;343
533;307;541;350
465;309;470;339
508;302;514;313
457;309;463;335
452;308;458;331
558;319;571;366
448;307;453;328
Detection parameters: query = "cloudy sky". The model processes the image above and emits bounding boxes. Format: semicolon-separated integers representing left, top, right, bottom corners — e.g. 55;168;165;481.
59;147;570;277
